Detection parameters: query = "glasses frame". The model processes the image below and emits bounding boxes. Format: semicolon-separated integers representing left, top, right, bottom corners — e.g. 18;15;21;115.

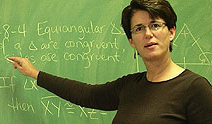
131;21;166;34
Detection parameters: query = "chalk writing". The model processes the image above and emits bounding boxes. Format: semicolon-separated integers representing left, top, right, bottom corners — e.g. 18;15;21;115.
7;97;35;113
23;78;38;91
40;96;107;120
37;21;106;40
173;23;212;66
40;41;59;50
63;38;120;68
40;52;59;62
0;76;15;92
110;22;125;35
96;38;119;49
1;24;10;55
14;42;22;50
64;103;75;114
63;51;120;68
29;41;38;51
64;39;94;54
0;21;126;69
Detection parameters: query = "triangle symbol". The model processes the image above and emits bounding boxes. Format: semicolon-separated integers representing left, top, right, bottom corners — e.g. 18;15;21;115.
172;23;211;66
29;41;38;51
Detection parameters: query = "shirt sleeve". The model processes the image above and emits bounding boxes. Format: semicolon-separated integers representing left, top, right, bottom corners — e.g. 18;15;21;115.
37;71;124;111
186;76;212;124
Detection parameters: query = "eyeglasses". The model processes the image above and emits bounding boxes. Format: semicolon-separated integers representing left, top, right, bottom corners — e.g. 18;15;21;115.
131;21;166;34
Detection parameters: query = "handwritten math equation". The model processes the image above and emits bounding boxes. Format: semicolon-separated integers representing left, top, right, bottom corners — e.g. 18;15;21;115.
0;76;108;121
0;21;211;69
7;96;108;120
173;23;212;67
0;21;128;68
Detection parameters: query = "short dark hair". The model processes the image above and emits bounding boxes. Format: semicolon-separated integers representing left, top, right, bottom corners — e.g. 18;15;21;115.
121;0;177;52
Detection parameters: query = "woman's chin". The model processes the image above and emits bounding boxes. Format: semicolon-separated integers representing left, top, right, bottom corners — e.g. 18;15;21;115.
142;53;161;61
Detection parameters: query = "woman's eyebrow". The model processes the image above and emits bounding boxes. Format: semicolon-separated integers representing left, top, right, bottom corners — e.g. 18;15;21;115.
134;23;144;27
133;20;159;27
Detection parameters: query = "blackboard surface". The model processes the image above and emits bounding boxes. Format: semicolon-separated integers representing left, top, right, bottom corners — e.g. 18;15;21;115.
0;0;212;124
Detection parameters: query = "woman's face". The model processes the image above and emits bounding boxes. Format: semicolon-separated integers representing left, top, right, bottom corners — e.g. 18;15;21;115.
129;10;175;61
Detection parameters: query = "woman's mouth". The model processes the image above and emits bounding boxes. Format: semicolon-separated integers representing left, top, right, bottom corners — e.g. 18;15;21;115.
144;42;158;48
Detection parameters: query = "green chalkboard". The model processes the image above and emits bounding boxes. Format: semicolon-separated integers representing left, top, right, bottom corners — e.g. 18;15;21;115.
0;0;212;124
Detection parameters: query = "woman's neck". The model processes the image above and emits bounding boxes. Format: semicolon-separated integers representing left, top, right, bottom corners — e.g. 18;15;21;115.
143;57;184;82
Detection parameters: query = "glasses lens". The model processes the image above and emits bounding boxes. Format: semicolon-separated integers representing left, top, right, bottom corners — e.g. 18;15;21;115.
150;22;165;31
136;26;144;33
132;25;145;34
131;22;166;34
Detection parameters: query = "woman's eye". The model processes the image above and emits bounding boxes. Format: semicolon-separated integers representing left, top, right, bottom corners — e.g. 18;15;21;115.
136;27;143;32
152;23;160;28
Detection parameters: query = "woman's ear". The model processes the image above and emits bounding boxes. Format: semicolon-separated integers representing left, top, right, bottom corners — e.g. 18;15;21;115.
128;38;136;48
169;26;176;41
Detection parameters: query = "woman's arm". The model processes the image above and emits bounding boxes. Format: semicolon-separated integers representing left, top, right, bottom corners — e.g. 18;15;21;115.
9;57;122;111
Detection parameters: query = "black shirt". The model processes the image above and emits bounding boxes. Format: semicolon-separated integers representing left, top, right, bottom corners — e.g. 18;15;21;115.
37;69;212;124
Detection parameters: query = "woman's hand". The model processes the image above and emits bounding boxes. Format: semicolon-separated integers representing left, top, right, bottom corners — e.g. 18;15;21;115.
8;57;39;79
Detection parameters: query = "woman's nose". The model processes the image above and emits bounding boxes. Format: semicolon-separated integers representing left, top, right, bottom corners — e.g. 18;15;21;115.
144;27;154;38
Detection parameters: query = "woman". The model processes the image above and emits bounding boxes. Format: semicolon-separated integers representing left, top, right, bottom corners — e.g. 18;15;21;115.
9;0;212;123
